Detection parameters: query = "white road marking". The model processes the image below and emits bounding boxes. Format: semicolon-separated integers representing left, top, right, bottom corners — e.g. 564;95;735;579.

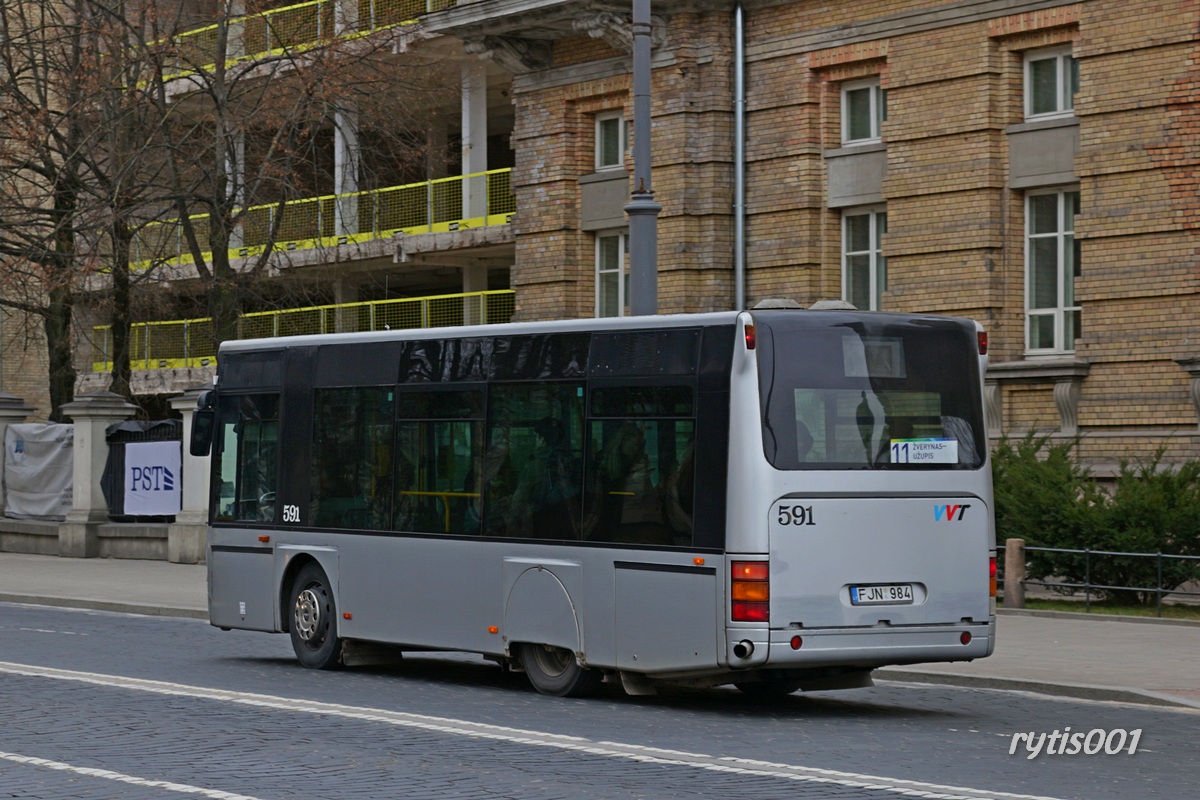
0;751;265;800
0;661;1066;800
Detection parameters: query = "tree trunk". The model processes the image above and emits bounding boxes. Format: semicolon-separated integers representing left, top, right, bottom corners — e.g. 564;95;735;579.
45;283;76;423
109;220;134;402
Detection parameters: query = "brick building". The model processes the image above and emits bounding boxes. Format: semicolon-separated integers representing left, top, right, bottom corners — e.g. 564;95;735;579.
4;0;1198;470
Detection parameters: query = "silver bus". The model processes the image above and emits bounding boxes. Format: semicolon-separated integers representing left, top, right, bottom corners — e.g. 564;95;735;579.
191;304;996;697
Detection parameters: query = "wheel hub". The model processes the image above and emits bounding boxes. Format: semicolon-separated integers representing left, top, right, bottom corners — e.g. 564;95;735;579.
294;587;324;642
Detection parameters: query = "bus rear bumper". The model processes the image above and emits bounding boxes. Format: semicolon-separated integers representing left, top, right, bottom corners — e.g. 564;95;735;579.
761;622;994;669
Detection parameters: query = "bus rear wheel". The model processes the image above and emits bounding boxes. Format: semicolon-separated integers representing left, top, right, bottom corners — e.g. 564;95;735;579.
519;643;602;697
289;563;343;670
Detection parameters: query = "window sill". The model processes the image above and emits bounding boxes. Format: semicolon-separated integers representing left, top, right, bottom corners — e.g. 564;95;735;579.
985;357;1090;436
1007;115;1078;134
825;141;886;159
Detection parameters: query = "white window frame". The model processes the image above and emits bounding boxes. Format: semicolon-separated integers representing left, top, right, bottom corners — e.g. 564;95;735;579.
1024;46;1078;120
595;111;627;171
1025;188;1080;354
595;230;629;317
841;207;887;311
841;78;886;146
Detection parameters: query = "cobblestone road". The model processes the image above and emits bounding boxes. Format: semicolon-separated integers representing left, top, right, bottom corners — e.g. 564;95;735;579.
1;604;1196;799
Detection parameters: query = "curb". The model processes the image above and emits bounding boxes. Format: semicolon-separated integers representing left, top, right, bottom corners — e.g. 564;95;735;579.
876;669;1200;710
0;593;207;621
997;607;1200;628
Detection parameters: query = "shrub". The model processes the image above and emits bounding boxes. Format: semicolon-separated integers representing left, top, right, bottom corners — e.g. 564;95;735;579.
992;434;1200;605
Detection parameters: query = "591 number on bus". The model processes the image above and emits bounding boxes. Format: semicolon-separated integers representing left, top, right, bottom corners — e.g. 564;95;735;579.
776;504;815;526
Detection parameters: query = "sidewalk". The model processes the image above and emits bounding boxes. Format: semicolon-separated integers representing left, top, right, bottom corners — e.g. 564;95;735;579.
1;551;1197;709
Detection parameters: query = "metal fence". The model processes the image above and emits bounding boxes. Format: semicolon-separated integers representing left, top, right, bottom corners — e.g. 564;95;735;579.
130;169;514;270
164;0;457;78
92;289;516;372
998;542;1200;616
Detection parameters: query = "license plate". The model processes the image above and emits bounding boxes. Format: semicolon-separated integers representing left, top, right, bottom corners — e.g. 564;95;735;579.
851;584;914;605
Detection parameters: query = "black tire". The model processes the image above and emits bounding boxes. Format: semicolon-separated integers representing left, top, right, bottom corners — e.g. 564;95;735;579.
519;643;603;697
289;563;343;670
734;678;802;698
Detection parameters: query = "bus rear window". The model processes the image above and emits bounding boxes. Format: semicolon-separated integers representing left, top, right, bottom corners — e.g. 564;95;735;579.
756;314;985;470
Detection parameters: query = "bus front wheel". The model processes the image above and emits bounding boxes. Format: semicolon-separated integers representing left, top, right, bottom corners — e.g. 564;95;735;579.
289;563;343;670
519;643;602;697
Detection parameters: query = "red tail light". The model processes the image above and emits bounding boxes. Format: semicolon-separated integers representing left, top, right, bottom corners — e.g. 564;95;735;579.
744;325;756;350
731;561;769;622
978;331;989;355
989;556;997;598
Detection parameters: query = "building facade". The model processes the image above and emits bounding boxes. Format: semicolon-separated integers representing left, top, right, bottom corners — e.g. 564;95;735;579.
4;0;1198;471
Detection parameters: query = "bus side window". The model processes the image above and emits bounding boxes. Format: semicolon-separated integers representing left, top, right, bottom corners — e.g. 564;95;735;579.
214;394;280;523
394;390;484;535
484;383;585;540
311;388;394;531
585;386;695;547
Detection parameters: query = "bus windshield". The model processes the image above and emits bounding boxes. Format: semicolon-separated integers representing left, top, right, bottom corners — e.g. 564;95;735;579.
756;312;986;470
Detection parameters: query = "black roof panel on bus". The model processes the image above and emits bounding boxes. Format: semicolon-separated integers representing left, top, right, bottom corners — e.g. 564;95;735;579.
589;329;701;377
219;350;285;389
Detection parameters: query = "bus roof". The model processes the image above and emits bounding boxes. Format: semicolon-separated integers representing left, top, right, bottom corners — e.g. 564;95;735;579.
218;310;745;356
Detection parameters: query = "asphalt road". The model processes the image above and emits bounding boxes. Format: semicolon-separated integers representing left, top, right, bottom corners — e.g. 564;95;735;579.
1;602;1196;799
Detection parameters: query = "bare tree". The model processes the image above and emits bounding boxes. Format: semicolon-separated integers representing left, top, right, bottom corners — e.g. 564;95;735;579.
1;0;457;416
0;0;97;419
140;1;458;346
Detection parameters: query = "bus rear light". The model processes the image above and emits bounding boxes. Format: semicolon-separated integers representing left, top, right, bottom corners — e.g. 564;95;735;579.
960;631;972;645
732;601;769;622
978;331;989;355
731;582;769;602
744;325;757;350
989;556;997;597
731;561;769;622
732;561;769;581
790;636;803;650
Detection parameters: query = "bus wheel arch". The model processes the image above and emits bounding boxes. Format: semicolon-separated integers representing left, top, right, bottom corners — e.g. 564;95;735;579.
287;561;343;670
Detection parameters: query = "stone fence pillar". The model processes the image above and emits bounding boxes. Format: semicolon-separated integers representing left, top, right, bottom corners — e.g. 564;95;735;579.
168;385;212;564
0;392;35;517
59;392;137;557
1004;537;1026;609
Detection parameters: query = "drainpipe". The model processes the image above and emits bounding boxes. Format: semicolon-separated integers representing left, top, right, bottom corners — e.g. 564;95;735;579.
733;2;746;311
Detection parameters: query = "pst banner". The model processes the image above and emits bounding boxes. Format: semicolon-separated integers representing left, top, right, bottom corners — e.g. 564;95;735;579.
124;440;182;516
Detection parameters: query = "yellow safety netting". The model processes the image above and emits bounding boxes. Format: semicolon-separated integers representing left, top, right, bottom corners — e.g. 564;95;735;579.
92;290;515;372
130;169;515;271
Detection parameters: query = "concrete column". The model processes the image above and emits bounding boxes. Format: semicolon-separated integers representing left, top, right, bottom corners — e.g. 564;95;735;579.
168;386;213;564
58;392;137;558
0;392;34;516
334;280;360;333
227;1;247;60
462;264;488;325
334;104;361;237
461;59;488;220
227;129;246;249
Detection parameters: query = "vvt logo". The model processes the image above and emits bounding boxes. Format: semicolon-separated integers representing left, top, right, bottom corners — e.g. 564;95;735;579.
934;503;971;522
131;466;175;492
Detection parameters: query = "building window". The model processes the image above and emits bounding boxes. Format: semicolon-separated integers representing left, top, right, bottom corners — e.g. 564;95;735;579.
1026;189;1081;353
595;111;627;170
1025;47;1078;120
841;78;886;145
842;208;887;310
596;231;629;317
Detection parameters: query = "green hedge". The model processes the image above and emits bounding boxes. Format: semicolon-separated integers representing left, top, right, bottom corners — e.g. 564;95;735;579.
992;434;1200;605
